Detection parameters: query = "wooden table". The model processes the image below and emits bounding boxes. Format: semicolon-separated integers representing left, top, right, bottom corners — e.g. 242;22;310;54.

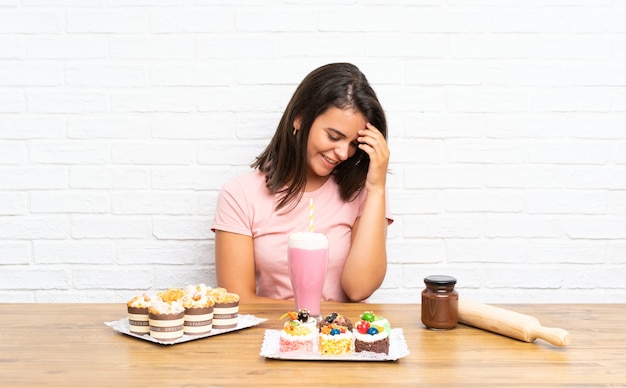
1;302;624;386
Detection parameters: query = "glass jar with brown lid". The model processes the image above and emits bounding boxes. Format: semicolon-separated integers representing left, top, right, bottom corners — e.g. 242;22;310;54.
421;275;458;330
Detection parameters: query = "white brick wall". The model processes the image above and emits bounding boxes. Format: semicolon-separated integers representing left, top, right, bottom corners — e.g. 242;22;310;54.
1;1;625;304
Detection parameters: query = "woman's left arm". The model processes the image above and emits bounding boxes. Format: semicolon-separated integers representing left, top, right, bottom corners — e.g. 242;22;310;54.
341;122;390;302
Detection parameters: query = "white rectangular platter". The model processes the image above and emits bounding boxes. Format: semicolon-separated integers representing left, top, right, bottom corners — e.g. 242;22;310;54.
105;314;267;345
259;328;409;361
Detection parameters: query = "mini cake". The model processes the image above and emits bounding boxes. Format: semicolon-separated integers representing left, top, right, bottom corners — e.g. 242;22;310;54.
318;312;354;355
148;297;185;342
127;293;152;335
353;311;390;355
209;287;240;329
278;310;316;353
182;285;215;335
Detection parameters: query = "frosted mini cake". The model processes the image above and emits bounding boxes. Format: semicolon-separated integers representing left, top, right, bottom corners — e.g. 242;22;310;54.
148;289;185;341
278;310;317;353
318;312;354;355
127;293;152;335
209;287;240;329
182;284;215;335
353;311;390;355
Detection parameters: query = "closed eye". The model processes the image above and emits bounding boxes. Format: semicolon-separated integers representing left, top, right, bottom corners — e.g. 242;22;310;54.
326;128;358;148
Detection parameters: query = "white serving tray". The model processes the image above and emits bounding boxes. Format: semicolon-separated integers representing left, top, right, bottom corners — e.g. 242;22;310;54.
105;314;266;345
259;328;409;361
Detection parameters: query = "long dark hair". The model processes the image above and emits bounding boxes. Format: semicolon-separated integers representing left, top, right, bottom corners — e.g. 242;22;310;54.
251;63;387;212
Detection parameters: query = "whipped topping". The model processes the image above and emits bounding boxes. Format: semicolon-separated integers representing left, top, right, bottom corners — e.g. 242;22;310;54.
184;283;212;296
182;289;215;308
149;298;184;315
127;293;152;308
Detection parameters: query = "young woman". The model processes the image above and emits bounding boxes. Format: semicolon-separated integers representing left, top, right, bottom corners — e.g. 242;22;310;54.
211;63;392;303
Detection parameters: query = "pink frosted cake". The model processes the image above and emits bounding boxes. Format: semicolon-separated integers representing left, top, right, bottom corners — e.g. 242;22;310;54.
353;311;391;355
127;293;152;335
278;310;317;353
182;284;215;335
318;312;354;355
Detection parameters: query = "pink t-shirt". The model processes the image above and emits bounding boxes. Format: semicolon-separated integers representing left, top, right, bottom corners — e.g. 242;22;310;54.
211;170;393;302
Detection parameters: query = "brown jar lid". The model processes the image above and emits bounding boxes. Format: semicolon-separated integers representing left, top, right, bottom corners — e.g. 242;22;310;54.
424;275;457;286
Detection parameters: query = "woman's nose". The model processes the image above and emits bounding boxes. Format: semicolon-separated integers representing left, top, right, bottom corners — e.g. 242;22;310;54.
335;142;351;161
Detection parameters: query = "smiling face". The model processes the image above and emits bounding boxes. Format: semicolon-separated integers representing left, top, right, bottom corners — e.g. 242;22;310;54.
296;107;366;191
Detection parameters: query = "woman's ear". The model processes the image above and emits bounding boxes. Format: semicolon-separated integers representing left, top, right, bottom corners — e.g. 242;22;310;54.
292;116;302;131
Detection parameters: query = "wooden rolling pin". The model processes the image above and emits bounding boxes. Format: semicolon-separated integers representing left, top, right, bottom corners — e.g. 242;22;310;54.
458;299;571;347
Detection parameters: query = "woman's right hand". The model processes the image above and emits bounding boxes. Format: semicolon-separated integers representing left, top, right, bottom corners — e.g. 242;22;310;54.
357;122;390;194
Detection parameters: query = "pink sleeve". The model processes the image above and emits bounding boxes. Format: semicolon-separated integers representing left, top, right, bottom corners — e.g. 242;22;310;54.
211;178;253;236
386;188;394;225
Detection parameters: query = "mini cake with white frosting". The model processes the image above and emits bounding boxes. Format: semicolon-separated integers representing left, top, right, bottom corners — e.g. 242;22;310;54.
318;312;354;355
278;310;316;353
148;294;185;341
209;287;240;329
127;293;152;335
353;311;390;355
182;284;215;335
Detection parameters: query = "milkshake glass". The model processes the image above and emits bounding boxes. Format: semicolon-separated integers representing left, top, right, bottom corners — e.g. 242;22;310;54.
288;232;328;317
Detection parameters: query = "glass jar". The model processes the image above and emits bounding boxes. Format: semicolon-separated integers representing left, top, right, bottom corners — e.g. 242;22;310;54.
421;275;459;330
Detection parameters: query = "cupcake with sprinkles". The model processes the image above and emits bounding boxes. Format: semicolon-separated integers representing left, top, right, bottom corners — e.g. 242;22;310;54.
353;311;390;355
